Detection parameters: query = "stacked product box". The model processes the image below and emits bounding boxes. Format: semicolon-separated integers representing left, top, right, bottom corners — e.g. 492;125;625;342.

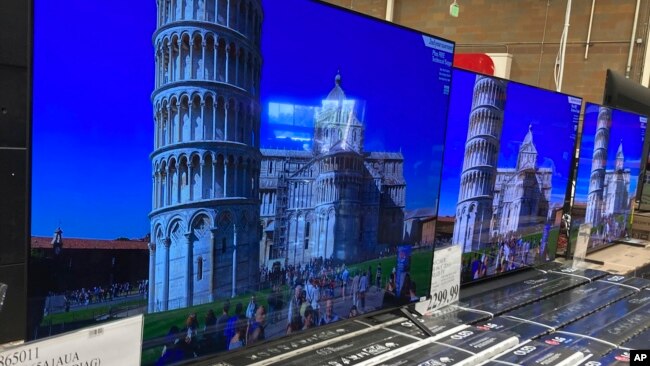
620;327;650;350
502;275;647;329
434;327;520;359
531;289;650;360
474;316;552;340
415;305;492;334
373;340;481;366
488;340;584;366
545;267;609;280
475;274;650;366
260;315;517;365
459;269;604;316
205;310;420;366
559;289;650;345
599;274;650;290
264;327;424;366
537;332;616;359
207;317;378;366
373;327;519;366
577;350;631;366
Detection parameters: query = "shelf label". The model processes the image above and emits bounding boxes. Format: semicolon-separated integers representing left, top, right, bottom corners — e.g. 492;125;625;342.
574;223;592;262
415;245;462;315
0;315;143;366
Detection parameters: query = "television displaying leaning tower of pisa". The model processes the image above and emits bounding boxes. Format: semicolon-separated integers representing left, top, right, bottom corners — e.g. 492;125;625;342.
438;68;582;283
30;0;455;359
571;103;647;252
146;0;456;316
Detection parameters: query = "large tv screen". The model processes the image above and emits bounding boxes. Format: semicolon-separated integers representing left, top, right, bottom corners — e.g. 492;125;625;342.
569;103;647;252
30;0;454;363
436;68;581;283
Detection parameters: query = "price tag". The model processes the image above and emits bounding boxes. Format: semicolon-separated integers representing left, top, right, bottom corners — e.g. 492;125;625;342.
415;245;462;315
0;315;143;366
574;223;592;262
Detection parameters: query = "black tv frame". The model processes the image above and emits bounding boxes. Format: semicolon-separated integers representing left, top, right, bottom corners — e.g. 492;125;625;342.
603;69;650;210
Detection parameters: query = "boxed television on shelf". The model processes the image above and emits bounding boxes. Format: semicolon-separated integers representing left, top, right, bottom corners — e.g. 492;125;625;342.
500;273;648;329
621;326;650;350
29;0;455;364
456;266;607;318
578;350;632;366
437;67;582;284
490;340;585;366
555;288;650;348
567;103;647;253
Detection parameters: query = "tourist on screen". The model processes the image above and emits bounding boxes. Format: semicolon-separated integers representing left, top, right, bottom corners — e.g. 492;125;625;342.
228;320;247;351
214;302;230;352
287;285;303;326
319;299;340;325
302;306;315;330
286;314;303;335
341;266;349;300
224;302;245;348
247;305;266;345
348;305;359;318
359;271;368;311
375;264;382;292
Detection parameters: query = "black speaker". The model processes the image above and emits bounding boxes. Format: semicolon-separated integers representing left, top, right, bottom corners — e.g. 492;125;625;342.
0;263;27;343
0;149;27;266
0;65;28;148
0;0;28;67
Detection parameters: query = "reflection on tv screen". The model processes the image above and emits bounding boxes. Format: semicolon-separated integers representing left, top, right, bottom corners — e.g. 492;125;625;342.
570;103;647;251
30;0;454;363
437;68;582;283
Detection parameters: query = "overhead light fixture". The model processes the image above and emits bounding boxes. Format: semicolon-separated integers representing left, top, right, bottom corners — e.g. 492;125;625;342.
450;0;460;17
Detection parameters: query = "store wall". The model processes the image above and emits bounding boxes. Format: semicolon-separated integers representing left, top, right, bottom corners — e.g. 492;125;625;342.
325;0;650;104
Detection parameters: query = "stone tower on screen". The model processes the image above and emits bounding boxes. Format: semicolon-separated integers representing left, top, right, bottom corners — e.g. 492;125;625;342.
453;75;506;253
586;107;611;227
148;0;263;312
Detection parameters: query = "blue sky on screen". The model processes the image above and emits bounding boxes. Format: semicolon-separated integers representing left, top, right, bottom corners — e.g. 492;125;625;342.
32;0;454;239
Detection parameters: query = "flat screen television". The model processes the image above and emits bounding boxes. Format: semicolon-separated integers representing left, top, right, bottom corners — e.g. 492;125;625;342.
569;103;647;252
29;0;455;363
436;68;582;283
603;69;650;210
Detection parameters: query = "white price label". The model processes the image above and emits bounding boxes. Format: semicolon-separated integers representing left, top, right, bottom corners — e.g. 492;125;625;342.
0;315;143;366
415;245;462;315
574;223;592;262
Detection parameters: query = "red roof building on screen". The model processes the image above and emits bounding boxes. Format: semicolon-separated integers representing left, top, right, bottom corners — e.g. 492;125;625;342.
31;236;149;250
30;228;149;291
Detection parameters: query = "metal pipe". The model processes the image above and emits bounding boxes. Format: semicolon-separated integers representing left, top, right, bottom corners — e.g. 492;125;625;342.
642;16;650;86
537;0;551;86
458;40;630;46
385;0;395;22
626;0;641;78
585;0;596;60
557;0;572;92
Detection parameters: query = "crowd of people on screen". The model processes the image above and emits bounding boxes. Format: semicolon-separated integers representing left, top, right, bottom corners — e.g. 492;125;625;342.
156;258;419;365
462;235;545;281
